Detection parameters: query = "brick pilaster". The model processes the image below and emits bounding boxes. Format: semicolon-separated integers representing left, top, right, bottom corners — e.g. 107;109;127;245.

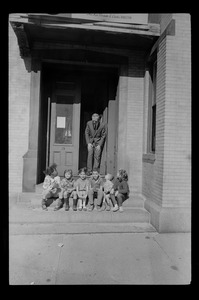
162;14;191;208
143;14;191;232
126;51;145;193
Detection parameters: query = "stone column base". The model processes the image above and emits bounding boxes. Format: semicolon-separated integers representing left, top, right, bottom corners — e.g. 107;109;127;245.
144;199;191;233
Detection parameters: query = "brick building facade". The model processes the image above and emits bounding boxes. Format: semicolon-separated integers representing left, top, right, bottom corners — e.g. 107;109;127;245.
9;13;191;232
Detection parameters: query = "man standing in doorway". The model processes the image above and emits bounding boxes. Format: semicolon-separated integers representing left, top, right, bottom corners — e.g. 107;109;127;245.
85;113;107;175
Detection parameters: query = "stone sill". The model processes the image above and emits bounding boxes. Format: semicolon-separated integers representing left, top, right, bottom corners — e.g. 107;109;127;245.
142;153;156;164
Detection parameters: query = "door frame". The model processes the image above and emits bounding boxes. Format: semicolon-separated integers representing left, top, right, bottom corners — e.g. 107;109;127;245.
47;78;81;175
44;63;119;178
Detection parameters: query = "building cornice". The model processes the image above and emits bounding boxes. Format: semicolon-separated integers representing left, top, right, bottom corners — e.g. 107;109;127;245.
10;22;30;58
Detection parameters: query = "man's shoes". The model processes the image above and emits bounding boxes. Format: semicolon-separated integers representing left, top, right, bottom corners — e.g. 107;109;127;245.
83;206;87;211
73;206;77;211
78;206;83;211
42;205;48;211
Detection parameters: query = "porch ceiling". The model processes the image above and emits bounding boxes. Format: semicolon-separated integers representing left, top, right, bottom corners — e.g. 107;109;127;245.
10;14;160;58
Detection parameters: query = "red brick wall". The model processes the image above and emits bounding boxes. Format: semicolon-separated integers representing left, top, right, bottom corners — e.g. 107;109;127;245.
9;21;31;196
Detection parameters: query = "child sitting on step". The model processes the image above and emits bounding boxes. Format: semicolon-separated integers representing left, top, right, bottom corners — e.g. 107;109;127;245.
41;165;61;211
88;169;104;211
110;169;130;213
50;163;61;186
54;169;77;211
102;173;114;211
75;168;90;211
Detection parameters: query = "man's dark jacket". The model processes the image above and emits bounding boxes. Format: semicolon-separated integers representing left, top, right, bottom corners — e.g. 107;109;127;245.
85;121;107;147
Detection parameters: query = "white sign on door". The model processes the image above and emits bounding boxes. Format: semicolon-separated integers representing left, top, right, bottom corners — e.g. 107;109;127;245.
57;116;66;128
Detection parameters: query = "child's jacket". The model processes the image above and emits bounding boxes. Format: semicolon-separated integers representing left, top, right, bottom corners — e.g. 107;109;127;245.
103;180;114;193
60;178;75;191
89;176;104;191
75;178;90;191
43;175;60;191
112;178;130;196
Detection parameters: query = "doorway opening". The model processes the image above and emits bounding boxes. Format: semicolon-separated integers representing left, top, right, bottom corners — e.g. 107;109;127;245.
79;70;116;172
37;62;119;183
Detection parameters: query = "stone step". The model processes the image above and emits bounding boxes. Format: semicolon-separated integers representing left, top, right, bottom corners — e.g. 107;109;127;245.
123;197;144;208
10;193;155;233
18;192;144;208
9;222;156;235
35;183;43;194
10;205;150;224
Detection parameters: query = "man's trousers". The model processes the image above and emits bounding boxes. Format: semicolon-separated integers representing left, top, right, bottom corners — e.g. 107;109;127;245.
87;145;102;173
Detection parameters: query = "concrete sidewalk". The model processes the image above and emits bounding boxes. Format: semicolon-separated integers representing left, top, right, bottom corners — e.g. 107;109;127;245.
9;231;191;285
8;202;191;285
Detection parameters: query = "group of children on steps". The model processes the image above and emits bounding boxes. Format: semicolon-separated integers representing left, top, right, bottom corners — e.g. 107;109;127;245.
41;163;129;213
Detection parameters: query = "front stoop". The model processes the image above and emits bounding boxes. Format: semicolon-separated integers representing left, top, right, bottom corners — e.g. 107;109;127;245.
10;189;156;233
18;192;145;209
9;222;156;235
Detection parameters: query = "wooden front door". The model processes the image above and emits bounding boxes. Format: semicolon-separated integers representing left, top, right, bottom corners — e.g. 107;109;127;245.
49;80;81;176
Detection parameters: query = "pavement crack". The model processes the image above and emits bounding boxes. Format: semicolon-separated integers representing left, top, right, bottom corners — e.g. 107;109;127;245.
53;236;64;285
152;237;171;261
